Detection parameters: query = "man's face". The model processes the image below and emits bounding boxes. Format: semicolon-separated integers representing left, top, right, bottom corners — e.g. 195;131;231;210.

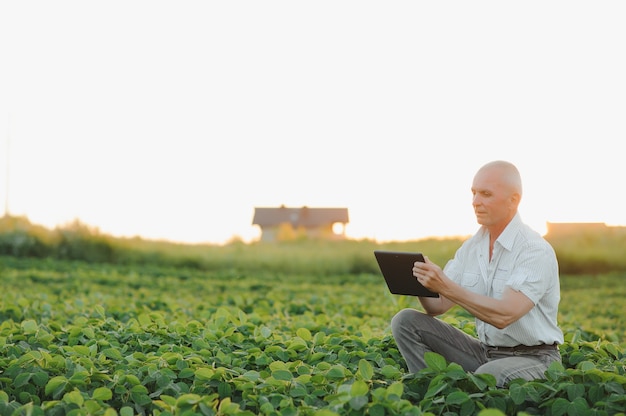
471;167;517;228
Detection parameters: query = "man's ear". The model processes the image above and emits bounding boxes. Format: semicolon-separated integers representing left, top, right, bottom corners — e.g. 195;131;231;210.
511;192;521;207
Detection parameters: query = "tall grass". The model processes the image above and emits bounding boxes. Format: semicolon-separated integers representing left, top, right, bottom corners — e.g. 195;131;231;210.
1;214;625;275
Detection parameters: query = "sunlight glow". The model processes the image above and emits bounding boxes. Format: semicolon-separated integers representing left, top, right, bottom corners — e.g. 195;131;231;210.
1;2;624;244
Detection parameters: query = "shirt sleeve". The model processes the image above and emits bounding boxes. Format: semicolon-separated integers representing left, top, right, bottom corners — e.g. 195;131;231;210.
507;241;558;305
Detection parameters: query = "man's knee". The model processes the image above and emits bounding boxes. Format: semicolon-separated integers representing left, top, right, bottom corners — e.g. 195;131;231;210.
391;309;440;344
475;358;547;388
474;362;508;387
391;308;426;334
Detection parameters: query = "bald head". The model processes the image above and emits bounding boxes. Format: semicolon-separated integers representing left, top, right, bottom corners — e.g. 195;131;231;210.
476;160;523;198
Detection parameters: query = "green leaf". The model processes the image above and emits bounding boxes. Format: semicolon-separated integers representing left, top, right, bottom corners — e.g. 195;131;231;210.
290;384;308;398
237;309;248;324
178;368;196;379
350;380;369;397
130;385;149;394
358;359;374;381
445;390;469;405
386;381;404;398
14;372;31;388
296;327;312;341
260;402;275;414
159;395;177;406
260;326;272;338
603;342;620;358
82;326;95;339
578;361;596;371
349;395;369;411
124;374;141;386
85;399;103;414
568;352;586;365
45;376;68;397
380;365;402;379
508;383;526;405
241;370;261;381
218;381;232;398
460;399;476;416
424;380;447;399
195;368;215;381
119;407;134;416
217;397;240;414
551;398;570;416
272;369;292;381
69;370;89;386
470;372;496;389
326;365;346;379
63;390;84;406
287;337;308;351
545;360;567;380
605;381;625;395
21;319;39;334
137;313;152;327
176;394;202;406
92;387;113;401
368;404;385;416
269;360;288;371
568;397;590;415
424;352;447;371
102;348;123;361
95;304;106;318
566;383;585;402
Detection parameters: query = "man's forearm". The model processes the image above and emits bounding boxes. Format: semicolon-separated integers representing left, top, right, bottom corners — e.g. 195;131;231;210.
439;283;532;329
418;294;453;316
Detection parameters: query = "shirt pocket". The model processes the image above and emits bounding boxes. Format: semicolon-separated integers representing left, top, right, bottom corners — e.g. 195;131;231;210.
492;268;511;298
461;272;483;295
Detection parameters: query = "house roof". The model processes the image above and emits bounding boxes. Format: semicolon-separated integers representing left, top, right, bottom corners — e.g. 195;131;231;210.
252;206;349;227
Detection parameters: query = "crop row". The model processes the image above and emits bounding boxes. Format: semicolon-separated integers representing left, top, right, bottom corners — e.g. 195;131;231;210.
0;258;625;415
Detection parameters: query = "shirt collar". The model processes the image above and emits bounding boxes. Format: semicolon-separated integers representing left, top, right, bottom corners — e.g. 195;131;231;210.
495;212;522;251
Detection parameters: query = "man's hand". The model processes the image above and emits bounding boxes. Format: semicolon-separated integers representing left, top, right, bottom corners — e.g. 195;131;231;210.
412;256;455;316
413;256;449;293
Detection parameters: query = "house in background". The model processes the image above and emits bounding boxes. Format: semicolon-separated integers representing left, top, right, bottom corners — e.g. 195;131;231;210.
252;206;349;242
545;222;608;236
545;222;626;238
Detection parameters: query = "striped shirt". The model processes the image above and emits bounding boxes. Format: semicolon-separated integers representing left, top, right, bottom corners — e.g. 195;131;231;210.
443;213;564;347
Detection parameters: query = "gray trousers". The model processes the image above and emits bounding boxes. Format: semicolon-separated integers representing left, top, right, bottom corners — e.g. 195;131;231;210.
391;308;561;387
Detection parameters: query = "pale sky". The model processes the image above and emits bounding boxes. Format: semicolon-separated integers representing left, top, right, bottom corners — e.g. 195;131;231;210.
1;1;625;244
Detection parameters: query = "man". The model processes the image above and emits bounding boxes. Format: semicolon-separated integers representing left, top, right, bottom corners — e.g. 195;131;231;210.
391;160;563;387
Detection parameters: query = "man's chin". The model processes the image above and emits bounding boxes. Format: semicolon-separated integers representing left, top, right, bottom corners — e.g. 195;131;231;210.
475;216;486;225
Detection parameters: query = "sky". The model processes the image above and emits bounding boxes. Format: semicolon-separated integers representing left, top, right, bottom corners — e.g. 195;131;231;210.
1;1;625;244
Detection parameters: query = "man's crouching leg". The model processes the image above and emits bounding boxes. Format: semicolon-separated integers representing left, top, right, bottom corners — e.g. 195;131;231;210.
391;308;487;373
475;350;562;388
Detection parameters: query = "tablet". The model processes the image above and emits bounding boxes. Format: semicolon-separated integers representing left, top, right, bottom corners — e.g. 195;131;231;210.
373;250;440;297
